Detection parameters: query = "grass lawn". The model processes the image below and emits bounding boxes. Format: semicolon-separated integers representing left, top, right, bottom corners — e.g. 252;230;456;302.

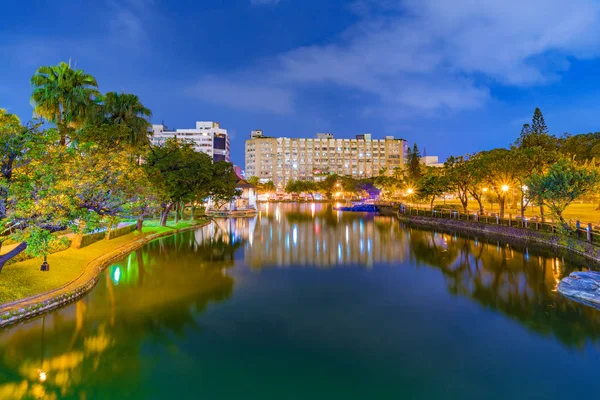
421;199;600;224
0;219;207;305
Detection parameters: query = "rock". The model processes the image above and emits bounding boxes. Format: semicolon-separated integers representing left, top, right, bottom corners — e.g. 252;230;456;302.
557;271;600;309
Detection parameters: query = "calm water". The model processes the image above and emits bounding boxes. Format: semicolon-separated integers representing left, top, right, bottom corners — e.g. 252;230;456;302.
1;203;600;399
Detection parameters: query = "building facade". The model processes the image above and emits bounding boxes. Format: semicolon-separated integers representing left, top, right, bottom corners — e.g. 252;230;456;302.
420;156;445;168
151;121;230;162
246;131;407;188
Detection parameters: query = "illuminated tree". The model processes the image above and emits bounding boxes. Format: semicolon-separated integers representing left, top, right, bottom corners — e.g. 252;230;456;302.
30;61;100;145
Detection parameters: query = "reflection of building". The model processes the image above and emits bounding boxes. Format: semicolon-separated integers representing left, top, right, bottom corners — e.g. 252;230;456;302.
243;203;408;268
245;131;408;188
151;121;230;162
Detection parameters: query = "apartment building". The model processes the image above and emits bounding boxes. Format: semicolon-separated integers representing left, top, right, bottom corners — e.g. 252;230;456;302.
420;155;445;168
246;130;407;187
151;121;230;162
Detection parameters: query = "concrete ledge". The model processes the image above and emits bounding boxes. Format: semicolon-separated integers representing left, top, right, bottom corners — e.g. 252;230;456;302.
0;222;210;328
396;214;600;264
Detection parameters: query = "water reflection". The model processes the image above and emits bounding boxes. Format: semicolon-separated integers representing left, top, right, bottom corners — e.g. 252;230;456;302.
248;203;407;267
0;226;237;399
0;204;599;399
246;203;600;347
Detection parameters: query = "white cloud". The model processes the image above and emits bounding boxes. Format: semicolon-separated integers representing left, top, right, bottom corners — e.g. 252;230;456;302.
186;77;294;115
260;0;600;115
107;0;158;45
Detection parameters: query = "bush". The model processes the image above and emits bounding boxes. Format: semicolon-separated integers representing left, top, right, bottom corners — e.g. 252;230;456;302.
433;204;463;211
107;224;136;239
79;231;106;248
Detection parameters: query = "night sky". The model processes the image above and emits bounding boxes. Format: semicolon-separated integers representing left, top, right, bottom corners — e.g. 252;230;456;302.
2;0;600;166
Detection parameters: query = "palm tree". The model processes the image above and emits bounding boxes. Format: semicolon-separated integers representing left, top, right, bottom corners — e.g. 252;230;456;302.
30;61;100;145
99;92;153;148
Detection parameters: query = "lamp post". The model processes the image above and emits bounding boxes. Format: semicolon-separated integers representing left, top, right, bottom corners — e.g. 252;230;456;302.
40;254;50;271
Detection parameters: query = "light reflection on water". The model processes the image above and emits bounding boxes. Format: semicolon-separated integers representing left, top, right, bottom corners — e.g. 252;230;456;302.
1;203;600;399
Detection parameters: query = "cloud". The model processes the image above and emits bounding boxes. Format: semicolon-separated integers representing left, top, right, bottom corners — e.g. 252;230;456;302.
107;0;156;45
250;0;281;5
186;76;294;115
270;0;600;115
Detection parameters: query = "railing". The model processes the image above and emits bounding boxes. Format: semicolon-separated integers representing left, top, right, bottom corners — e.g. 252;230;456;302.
397;204;600;246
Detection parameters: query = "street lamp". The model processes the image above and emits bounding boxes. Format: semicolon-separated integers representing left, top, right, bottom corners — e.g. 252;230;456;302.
407;188;414;195
501;185;509;193
40;254;49;271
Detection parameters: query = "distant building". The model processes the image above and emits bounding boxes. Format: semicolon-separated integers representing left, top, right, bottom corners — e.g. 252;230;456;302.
246;131;408;188
420;155;444;168
151;121;230;162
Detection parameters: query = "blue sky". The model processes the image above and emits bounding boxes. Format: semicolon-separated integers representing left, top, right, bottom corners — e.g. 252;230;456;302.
2;0;600;166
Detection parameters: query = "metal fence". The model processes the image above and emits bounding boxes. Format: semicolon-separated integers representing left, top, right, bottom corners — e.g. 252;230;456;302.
395;204;600;246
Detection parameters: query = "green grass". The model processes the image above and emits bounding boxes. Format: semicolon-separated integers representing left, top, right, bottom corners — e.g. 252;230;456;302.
0;219;207;305
422;200;600;224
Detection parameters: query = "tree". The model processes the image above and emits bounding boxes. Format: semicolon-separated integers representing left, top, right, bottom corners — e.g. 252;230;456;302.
476;149;520;218
527;158;600;230
444;156;470;212
87;92;152;150
30;61;100;145
0;112;73;270
209;161;241;210
66;144;152;244
263;180;276;193
145;139;213;226
417;167;450;210
531;107;548;135
317;174;339;200
406;143;422;180
560;132;600;162
515;108;557;151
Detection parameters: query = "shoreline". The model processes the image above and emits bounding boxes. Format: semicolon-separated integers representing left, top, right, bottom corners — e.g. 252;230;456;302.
0;221;210;329
385;210;600;265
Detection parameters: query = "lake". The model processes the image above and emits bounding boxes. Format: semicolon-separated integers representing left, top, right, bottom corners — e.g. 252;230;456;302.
1;203;599;399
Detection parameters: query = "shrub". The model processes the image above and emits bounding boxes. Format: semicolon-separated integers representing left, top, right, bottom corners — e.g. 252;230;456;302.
107;224;136;240
433;204;463;211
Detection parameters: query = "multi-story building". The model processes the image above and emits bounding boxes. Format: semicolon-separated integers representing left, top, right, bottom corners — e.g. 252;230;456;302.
246;130;407;188
420;156;445;168
151;121;230;162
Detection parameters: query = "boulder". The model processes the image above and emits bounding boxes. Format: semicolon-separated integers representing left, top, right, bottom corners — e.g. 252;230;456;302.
557;271;600;309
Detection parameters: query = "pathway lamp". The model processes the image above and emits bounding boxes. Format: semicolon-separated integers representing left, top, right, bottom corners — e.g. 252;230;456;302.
40;255;49;271
501;185;509;193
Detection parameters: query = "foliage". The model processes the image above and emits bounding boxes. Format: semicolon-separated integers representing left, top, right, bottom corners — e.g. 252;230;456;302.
247;176;276;194
86;92;152;150
417;167;450;209
406;143;422;180
526;158;600;228
30;61;100;145
210;161;241;209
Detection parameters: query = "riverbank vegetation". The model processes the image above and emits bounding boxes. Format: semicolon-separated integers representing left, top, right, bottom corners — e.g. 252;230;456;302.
1;61;239;271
